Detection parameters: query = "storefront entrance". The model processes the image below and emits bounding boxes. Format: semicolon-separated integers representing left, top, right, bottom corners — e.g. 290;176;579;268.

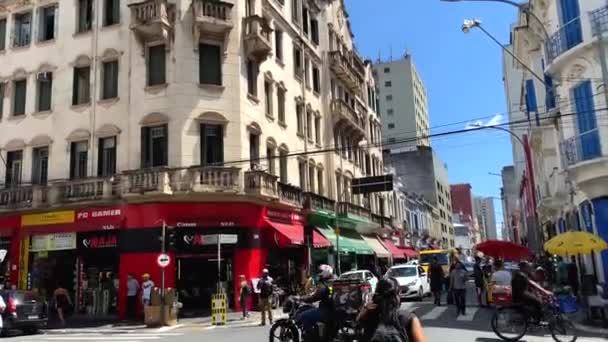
176;255;233;316
27;230;120;317
174;230;239;316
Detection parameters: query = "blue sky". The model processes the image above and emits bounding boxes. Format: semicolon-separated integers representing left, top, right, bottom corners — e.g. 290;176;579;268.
346;0;518;228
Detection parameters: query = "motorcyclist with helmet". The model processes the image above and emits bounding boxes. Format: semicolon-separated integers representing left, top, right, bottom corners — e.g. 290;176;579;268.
296;264;335;342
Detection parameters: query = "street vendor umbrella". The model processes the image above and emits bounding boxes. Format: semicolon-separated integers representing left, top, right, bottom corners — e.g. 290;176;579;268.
544;231;608;256
474;240;532;261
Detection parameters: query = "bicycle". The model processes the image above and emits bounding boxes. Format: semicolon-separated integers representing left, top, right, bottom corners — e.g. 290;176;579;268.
491;296;578;342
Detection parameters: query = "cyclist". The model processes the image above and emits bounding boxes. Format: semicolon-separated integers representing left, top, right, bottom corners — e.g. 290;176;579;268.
296;264;334;342
512;261;553;322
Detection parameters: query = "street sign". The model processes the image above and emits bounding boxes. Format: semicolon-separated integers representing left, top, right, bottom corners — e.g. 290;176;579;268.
352;175;393;194
157;253;171;268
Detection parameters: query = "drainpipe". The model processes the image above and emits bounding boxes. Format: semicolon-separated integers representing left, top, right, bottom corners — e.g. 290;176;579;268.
90;0;101;177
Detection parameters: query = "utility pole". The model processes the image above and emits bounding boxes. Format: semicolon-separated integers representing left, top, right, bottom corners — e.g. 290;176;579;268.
160;220;167;326
593;19;608;110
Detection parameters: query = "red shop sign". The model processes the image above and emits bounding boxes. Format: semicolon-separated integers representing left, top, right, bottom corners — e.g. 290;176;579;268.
264;208;303;224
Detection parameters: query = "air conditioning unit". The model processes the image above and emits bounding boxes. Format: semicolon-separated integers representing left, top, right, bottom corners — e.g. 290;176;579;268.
37;72;51;82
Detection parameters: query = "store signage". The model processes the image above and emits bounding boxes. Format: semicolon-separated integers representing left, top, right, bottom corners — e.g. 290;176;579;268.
81;235;118;249
30;233;77;252
182;233;238;246
76;208;122;220
266;209;303;223
22;211;75;227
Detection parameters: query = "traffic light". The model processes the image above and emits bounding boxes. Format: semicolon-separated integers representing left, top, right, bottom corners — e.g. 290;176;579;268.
167;229;177;251
304;225;314;247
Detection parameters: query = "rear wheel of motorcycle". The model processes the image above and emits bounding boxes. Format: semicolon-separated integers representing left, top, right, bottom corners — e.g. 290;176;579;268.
269;321;299;342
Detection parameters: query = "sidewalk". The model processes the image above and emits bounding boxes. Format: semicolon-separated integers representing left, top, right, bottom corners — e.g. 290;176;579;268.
571;310;608;337
177;309;284;329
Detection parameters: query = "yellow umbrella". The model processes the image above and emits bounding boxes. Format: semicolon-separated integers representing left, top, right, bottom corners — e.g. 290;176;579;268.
544;231;608;256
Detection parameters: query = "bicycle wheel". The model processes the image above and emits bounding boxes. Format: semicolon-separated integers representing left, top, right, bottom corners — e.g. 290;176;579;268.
549;314;578;342
491;307;528;341
269;320;300;342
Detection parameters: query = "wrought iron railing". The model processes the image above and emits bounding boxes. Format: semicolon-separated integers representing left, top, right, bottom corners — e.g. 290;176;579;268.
546;17;583;63
590;5;608;36
560;128;603;166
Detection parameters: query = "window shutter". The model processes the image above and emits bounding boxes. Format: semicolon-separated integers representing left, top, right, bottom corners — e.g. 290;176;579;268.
141;127;149;168
69;142;76;179
53;6;59;39
525;79;538;113
162;124;169;166
200;123;206;165
97;138;104;176
72;69;78;105
218;125;224;164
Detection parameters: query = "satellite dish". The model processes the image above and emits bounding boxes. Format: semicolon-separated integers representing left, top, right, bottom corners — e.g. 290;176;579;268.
0;250;7;263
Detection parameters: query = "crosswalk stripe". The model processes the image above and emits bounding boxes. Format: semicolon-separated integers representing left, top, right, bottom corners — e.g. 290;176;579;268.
42;337;162;341
456;307;479;321
419;306;447;320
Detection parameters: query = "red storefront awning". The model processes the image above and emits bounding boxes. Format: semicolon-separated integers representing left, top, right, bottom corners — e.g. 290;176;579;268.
401;248;419;259
381;239;405;259
264;220;330;248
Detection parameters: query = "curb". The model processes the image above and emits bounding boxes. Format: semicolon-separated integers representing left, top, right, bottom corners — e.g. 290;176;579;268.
573;322;608;336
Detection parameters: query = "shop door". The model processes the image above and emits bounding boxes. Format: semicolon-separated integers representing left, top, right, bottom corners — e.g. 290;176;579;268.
176;255;233;316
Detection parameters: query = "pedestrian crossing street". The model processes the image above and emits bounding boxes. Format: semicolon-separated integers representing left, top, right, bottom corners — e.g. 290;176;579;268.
401;302;491;322
18;331;183;342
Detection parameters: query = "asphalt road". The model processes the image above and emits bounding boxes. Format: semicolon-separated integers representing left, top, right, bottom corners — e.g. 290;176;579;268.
3;285;607;341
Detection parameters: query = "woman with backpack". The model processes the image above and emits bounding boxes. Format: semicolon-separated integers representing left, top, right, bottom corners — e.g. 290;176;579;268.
357;277;427;342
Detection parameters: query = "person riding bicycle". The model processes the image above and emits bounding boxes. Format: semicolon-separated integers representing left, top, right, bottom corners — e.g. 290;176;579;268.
512;261;553;322
296;264;334;342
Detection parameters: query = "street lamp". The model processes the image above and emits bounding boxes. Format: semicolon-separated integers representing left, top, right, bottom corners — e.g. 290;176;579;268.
442;0;550;40
461;18;547;88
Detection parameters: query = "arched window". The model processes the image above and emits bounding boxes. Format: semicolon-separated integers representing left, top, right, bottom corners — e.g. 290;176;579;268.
198;112;227;166
278;144;289;183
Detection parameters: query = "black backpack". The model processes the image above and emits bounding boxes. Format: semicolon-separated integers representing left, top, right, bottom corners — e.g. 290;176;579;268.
368;311;412;342
259;280;273;297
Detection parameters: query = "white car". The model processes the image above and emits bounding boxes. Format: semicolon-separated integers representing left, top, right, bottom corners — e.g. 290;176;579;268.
339;270;379;294
385;264;430;301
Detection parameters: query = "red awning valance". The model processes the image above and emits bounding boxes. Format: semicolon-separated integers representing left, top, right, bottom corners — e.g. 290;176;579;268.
401;248;419;258
265;220;330;248
381;239;405;259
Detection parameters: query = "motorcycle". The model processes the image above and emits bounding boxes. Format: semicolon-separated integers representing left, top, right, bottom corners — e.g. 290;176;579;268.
269;279;371;342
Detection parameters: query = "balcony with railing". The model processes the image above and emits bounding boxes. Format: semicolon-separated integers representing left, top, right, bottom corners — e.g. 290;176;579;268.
329;50;362;92
52;178;116;203
0;186;35;210
545;17;583;64
245;170;279;199
243;15;272;62
331;99;366;138
189;166;241;193
303;192;335;212
278;182;303;207
193;0;233;39
337;201;371;220
560;128;608;198
591;5;608;36
129;0;174;41
560;128;603;167
122;168;173;196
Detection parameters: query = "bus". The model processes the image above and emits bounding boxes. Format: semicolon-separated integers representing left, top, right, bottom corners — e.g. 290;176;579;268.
419;249;452;275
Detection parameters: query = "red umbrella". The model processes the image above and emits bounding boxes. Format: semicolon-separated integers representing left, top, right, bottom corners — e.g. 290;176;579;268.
474;240;532;261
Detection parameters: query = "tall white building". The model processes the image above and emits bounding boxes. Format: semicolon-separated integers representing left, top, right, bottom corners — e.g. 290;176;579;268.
507;0;608;285
474;196;497;241
374;54;430;151
0;0;393;318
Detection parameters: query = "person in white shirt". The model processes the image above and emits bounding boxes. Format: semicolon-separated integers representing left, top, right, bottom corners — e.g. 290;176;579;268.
490;260;513;294
126;274;140;320
0;288;5;330
141;274;155;306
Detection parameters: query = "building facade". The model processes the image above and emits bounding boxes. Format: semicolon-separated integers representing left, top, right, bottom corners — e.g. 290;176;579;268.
0;0;392;318
506;0;608;284
384;146;454;247
374;54;430;151
500;165;520;242
474;196;497;241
